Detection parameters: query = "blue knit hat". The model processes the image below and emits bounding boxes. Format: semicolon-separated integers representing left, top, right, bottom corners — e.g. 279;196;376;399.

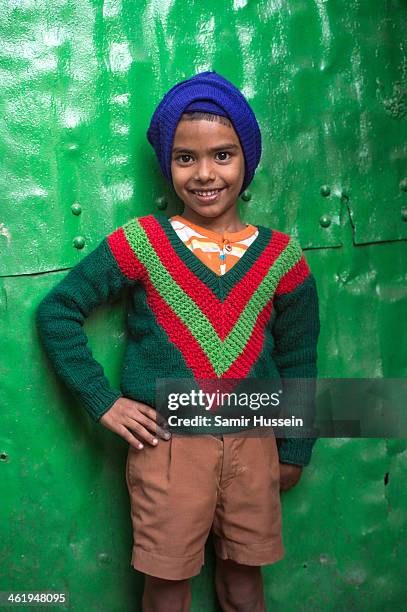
146;70;262;196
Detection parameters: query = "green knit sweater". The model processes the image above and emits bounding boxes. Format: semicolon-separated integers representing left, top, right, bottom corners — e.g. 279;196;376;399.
37;213;320;466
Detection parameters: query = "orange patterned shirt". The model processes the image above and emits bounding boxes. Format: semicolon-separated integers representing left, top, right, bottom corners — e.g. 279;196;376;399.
169;214;259;276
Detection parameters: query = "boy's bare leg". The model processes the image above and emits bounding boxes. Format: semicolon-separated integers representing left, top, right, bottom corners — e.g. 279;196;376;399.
142;575;192;612
215;558;266;612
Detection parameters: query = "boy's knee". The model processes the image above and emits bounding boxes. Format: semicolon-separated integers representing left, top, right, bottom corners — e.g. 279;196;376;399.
143;575;192;612
216;560;264;611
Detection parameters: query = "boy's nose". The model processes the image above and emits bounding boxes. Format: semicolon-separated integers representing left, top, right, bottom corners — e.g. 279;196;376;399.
194;159;215;182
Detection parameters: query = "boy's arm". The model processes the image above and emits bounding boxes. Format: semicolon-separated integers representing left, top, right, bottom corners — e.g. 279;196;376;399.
36;234;138;423
271;238;321;467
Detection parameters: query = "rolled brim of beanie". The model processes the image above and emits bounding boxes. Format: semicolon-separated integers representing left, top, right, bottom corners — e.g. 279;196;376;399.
146;70;262;195
183;100;230;118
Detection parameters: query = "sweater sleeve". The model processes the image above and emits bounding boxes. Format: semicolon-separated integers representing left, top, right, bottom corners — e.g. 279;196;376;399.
271;239;321;466
36;236;137;423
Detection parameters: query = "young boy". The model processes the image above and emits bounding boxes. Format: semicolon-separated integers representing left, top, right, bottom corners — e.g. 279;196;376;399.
37;71;320;611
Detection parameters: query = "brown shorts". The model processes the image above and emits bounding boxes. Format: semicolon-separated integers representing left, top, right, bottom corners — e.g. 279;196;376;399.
125;428;284;580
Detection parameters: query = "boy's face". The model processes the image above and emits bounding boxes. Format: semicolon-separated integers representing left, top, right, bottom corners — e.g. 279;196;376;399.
171;119;245;219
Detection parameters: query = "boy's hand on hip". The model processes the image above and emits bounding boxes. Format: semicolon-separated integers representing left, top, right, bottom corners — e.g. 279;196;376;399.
279;463;303;491
99;397;171;450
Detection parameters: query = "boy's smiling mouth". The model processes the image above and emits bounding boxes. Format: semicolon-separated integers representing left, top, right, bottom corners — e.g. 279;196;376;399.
188;187;226;201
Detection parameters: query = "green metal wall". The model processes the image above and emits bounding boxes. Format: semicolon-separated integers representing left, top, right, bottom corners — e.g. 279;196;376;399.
1;1;406;610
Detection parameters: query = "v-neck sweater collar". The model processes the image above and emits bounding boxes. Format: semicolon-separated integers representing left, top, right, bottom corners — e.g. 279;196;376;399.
152;213;272;297
169;214;258;243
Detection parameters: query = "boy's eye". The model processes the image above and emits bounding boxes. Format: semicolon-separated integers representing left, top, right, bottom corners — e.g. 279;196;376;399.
215;152;231;161
178;154;193;163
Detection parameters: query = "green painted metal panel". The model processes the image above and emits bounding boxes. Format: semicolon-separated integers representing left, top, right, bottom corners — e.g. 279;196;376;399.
2;0;406;276
1;234;407;610
1;0;406;610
